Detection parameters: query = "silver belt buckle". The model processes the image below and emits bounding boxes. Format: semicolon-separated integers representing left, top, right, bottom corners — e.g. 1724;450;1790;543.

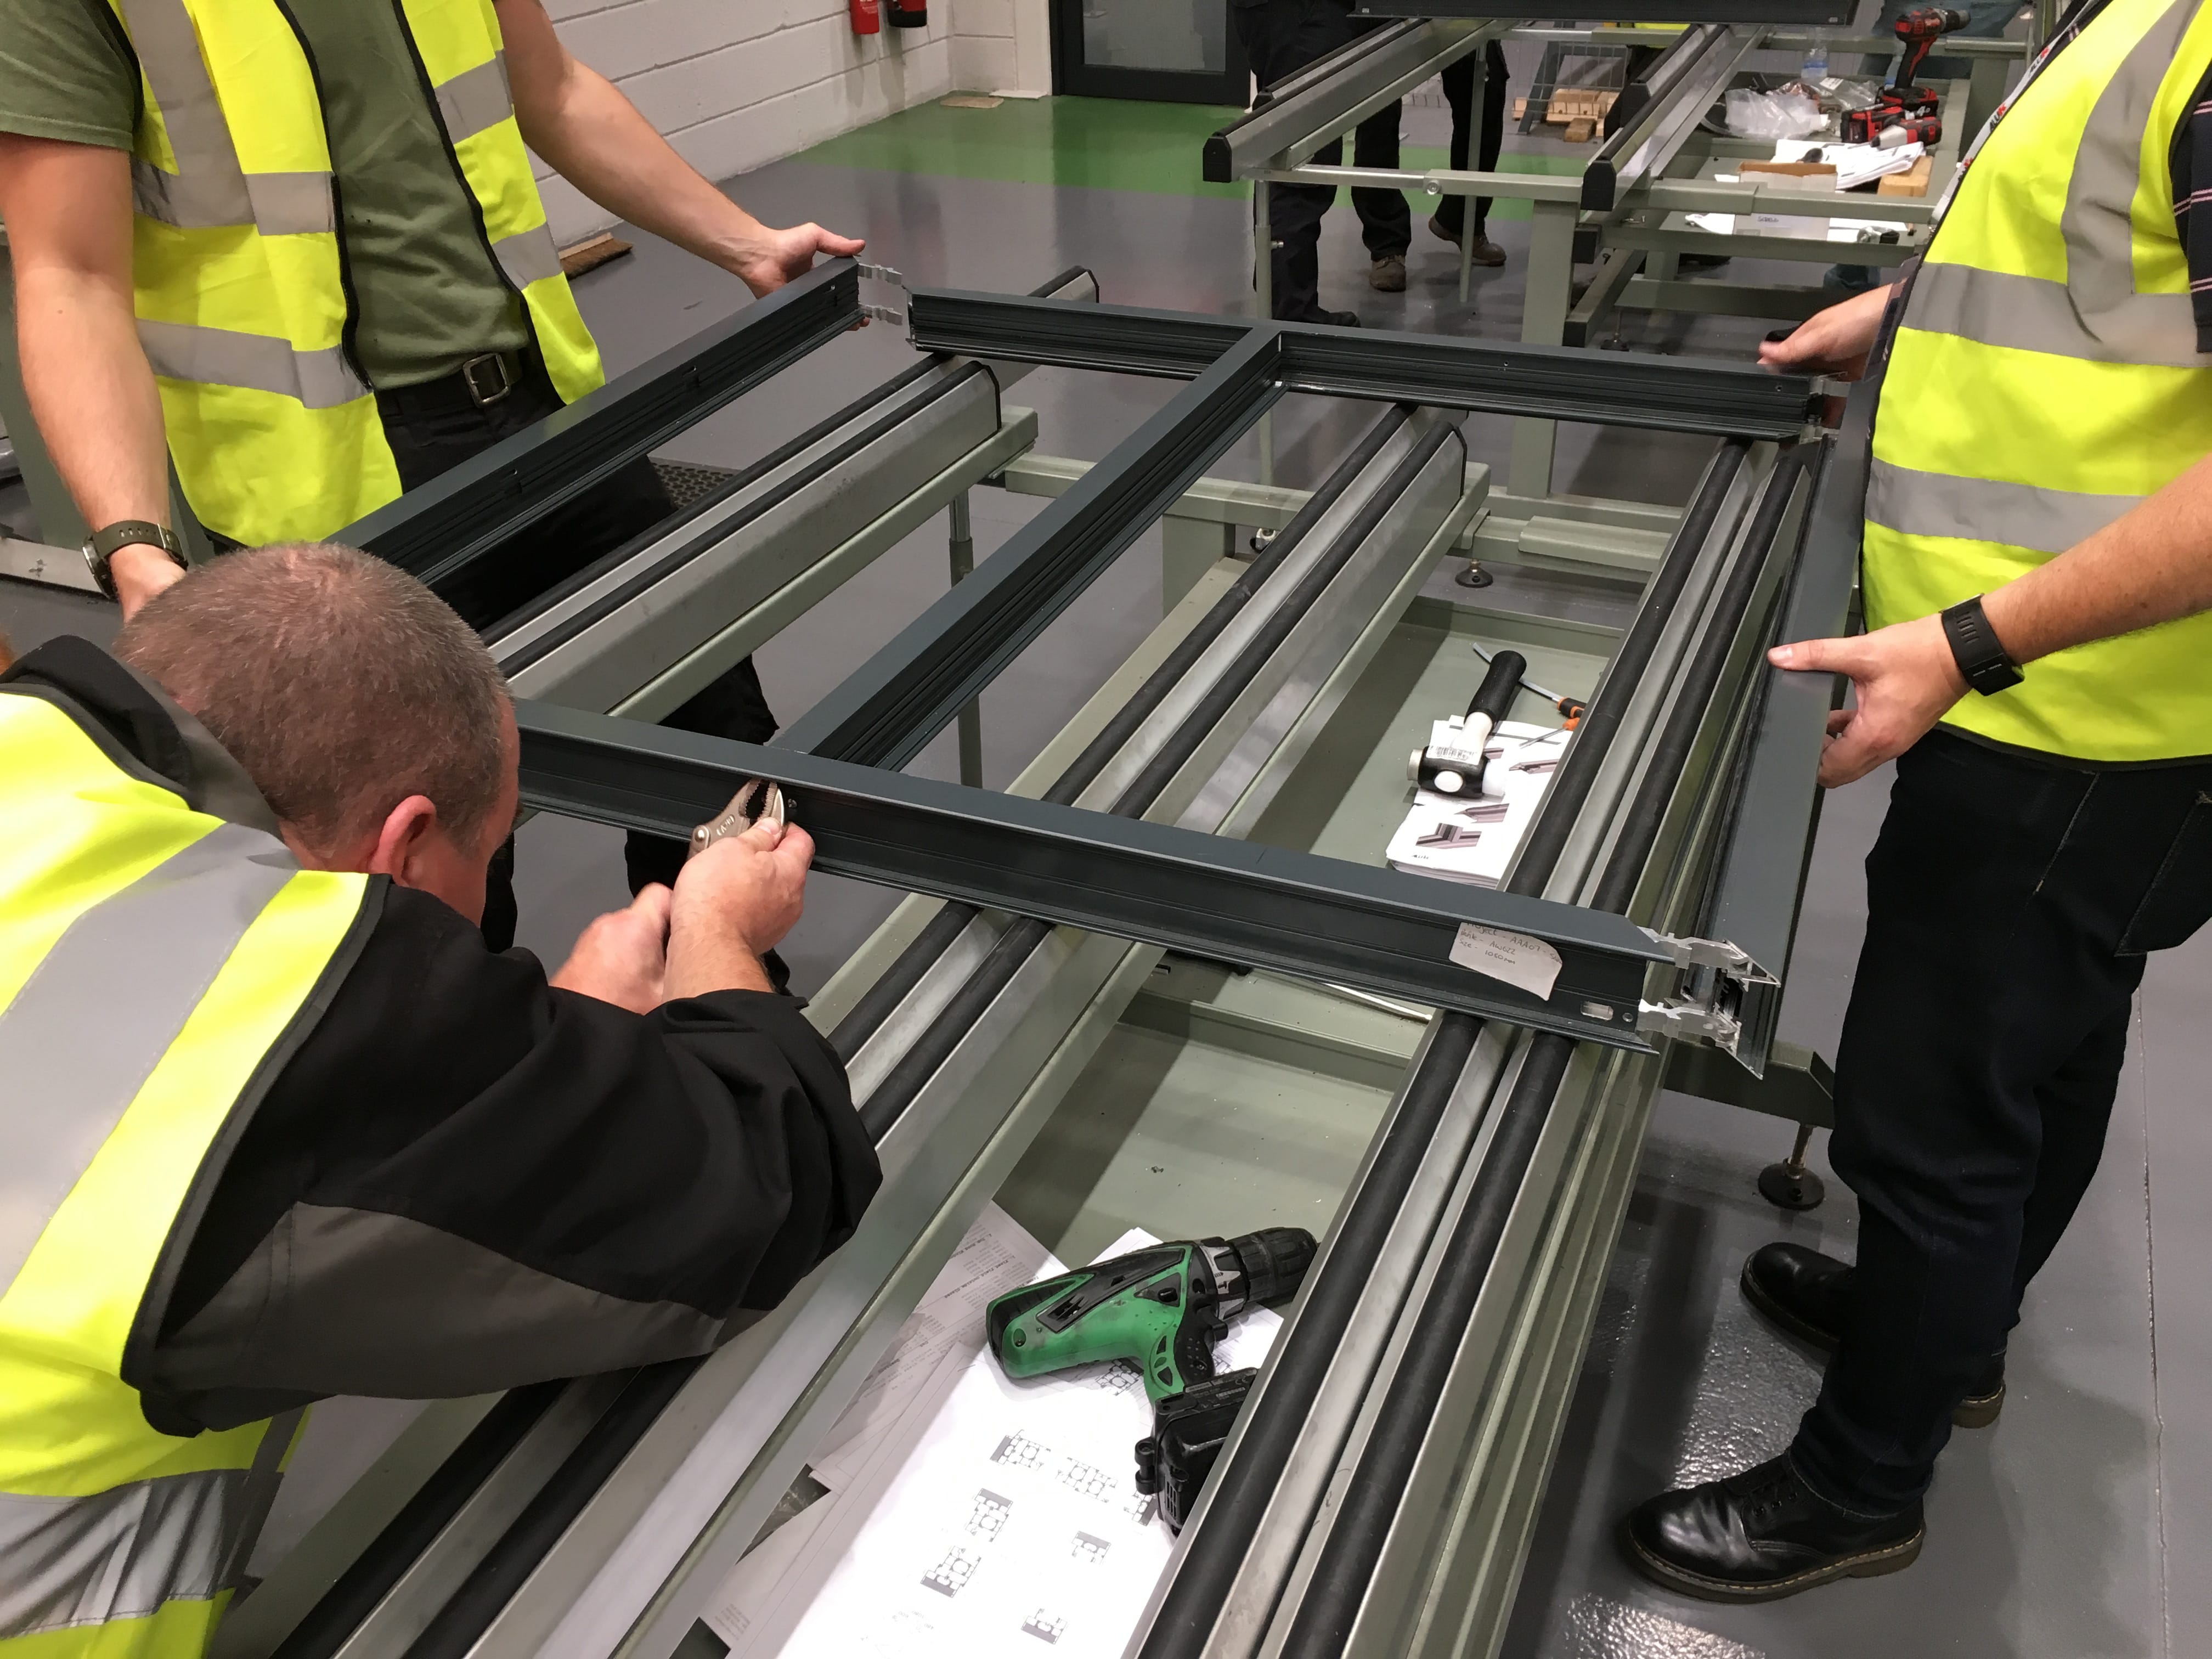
689;780;788;861
460;352;514;407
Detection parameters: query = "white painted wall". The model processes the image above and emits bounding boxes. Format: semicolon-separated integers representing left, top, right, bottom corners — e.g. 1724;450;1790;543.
949;0;1053;102
536;0;962;242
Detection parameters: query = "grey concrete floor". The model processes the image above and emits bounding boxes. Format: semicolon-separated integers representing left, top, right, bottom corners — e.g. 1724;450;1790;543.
4;74;2200;1656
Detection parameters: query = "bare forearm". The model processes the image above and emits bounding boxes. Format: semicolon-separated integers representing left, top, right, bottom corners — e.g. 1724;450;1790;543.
512;53;771;275
1982;455;2212;662
14;256;167;532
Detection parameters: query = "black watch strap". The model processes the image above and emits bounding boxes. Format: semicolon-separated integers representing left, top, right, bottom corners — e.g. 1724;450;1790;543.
81;520;187;600
1940;594;2023;696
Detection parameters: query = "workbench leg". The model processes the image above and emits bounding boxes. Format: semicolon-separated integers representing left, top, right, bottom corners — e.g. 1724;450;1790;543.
1254;178;1274;488
1161;516;1236;614
1509;198;1577;500
1458;74;1487;306
947;492;984;789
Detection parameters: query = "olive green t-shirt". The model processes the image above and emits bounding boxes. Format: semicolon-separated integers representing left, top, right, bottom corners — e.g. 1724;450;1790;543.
0;0;531;388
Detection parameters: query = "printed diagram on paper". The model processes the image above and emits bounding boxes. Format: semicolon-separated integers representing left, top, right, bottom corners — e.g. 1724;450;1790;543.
706;1207;1281;1659
1386;720;1565;887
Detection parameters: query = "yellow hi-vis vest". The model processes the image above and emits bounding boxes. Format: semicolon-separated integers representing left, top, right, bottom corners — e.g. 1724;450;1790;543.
105;0;607;548
0;688;369;1657
1864;0;2212;763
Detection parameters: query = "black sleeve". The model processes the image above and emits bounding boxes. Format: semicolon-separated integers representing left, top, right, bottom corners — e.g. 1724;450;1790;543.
138;885;879;1421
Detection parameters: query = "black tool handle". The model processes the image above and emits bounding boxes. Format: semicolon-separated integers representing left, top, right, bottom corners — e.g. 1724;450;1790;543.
1465;650;1527;724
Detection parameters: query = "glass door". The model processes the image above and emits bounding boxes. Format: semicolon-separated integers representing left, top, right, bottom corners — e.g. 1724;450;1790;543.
1052;0;1249;104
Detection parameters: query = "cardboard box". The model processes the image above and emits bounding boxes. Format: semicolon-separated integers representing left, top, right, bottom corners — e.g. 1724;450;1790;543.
1740;159;1838;239
1544;87;1618;125
1877;155;1935;198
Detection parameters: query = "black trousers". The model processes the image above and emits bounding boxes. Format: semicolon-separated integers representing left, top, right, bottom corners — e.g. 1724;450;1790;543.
1434;41;1508;240
375;353;778;950
1791;730;2212;1512
1231;0;1412;320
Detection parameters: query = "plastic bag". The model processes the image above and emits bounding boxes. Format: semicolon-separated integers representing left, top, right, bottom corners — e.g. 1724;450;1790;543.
1723;87;1824;140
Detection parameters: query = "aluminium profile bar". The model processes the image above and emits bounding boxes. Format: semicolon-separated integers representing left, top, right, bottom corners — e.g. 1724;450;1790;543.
1577;22;1726;213
1201;17;1493;184
904;291;1821;437
775;324;1287;767
1698;396;1861;1074
512;702;1668;1047
340;259;862;587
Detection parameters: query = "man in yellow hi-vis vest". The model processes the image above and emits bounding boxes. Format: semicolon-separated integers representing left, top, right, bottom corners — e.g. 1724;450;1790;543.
0;0;864;943
1624;0;2212;1602
0;543;877;1656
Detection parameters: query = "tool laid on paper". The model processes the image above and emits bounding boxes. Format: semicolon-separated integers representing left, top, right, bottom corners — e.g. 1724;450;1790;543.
688;778;787;860
1472;642;1587;731
1841;6;1966;143
1407;648;1536;798
985;1227;1316;1404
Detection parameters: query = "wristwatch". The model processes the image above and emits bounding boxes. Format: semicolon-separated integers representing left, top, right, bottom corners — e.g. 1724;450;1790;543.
1939;594;2024;696
81;520;187;601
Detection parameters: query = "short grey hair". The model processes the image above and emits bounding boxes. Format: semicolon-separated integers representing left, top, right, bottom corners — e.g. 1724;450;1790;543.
116;543;512;853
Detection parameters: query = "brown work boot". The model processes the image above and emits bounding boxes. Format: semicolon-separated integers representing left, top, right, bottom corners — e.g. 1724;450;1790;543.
1427;214;1506;266
1369;253;1407;292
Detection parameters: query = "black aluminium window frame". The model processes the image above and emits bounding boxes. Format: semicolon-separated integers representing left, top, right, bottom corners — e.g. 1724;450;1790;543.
347;262;1821;1049
1352;0;1852;19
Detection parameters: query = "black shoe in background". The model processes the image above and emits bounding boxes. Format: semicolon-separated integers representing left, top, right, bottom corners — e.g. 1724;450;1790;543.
1740;1242;2007;1427
1623;1453;1923;1602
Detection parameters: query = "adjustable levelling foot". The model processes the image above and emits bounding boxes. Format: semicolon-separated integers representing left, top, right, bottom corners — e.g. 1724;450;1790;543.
1758;1122;1825;1211
1454;560;1494;589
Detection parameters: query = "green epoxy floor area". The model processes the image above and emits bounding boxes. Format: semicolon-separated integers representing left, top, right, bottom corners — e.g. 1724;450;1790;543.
797;95;1248;198
795;94;1586;218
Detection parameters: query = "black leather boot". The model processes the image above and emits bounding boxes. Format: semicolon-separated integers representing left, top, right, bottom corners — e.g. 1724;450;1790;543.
1623;1453;1924;1602
1740;1243;2007;1427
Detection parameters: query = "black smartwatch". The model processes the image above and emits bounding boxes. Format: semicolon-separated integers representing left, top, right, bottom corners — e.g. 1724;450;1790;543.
81;520;187;601
1939;594;2023;696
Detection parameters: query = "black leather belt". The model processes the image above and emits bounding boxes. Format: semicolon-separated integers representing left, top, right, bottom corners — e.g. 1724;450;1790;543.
376;348;535;420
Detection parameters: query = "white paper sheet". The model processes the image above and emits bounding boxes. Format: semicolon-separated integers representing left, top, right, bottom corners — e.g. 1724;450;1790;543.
1386;720;1565;887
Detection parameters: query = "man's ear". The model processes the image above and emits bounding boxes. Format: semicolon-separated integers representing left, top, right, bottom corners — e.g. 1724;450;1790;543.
366;794;442;884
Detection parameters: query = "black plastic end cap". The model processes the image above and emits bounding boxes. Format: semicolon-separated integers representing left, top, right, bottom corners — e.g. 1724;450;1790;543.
1203;132;1235;185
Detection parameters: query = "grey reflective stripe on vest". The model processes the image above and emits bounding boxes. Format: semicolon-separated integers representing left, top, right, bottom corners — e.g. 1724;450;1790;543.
0;821;296;1298
0;1468;244;1637
1866;457;2143;554
1904;261;2208;367
133;161;337;237
118;0;337;236
138;319;370;409
493;222;564;289
1905;0;2211;367
436;53;514;144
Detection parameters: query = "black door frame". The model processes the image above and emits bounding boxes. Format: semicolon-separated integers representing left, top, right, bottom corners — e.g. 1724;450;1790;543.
1051;0;1251;104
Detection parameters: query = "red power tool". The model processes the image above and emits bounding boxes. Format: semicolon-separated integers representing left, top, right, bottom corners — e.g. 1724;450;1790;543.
1887;6;1970;101
1841;8;1966;144
1842;109;1944;145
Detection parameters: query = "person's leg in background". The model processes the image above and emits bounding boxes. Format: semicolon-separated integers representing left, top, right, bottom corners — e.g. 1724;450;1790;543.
1434;41;1509;266
1349;77;1412;292
1232;0;1363;323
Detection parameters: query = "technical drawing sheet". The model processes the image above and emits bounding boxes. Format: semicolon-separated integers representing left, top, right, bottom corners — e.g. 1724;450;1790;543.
705;1209;1282;1659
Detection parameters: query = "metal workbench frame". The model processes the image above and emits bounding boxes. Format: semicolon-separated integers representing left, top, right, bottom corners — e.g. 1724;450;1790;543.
1205;16;2022;499
207;263;1846;1659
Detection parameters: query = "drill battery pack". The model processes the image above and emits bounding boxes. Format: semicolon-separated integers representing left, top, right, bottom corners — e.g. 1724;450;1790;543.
1135;1369;1258;1532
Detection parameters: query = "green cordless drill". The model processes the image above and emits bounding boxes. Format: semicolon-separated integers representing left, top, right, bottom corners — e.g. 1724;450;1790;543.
985;1228;1316;1403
